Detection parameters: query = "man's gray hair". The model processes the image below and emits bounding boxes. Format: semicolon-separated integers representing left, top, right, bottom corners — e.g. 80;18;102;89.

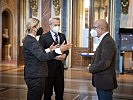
49;17;60;25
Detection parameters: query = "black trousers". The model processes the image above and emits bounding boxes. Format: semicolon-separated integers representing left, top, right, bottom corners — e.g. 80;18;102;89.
44;75;64;100
25;78;46;100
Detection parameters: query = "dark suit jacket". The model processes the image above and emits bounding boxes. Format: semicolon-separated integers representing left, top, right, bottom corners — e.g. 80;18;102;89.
22;35;58;79
89;33;118;90
39;32;69;77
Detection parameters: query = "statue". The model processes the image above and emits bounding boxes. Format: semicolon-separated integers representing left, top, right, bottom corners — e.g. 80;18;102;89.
2;28;9;45
2;28;11;61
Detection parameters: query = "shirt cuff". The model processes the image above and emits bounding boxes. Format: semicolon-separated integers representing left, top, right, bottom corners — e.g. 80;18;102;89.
55;48;62;54
45;48;51;53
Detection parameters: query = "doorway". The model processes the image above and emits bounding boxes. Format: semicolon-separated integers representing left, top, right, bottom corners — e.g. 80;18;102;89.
71;0;110;67
2;10;12;61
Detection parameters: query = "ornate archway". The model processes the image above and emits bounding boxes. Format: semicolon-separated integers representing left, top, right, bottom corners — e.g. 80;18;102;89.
2;10;13;61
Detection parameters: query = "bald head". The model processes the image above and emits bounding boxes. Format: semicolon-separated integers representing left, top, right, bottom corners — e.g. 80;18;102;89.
93;19;109;37
94;19;108;31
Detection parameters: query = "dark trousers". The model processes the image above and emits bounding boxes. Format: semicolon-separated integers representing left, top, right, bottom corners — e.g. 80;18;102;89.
25;78;45;100
96;89;113;100
44;76;64;100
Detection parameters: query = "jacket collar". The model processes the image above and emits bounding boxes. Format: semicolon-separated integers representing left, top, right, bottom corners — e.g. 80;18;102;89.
99;32;109;42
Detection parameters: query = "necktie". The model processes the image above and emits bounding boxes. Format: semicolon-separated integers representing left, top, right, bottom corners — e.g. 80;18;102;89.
54;34;58;45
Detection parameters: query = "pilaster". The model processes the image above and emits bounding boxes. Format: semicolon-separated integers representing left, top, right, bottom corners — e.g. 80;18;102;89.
0;1;2;61
41;0;51;33
115;0;121;71
61;0;67;35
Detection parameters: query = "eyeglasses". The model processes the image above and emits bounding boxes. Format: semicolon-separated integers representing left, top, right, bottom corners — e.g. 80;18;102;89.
54;24;60;27
92;26;99;29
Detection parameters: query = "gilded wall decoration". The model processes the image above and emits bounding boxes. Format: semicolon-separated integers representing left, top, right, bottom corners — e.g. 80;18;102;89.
121;0;129;14
53;0;60;16
29;0;38;16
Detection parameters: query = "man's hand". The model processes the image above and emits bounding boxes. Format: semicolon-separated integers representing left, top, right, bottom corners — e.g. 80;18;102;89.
59;54;66;61
55;54;66;61
86;64;91;73
60;41;72;53
49;42;57;51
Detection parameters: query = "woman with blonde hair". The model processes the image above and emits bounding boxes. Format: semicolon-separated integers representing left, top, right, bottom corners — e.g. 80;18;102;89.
22;18;72;100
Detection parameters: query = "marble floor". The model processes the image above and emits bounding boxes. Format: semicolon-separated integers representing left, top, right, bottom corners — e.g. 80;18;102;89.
0;62;133;100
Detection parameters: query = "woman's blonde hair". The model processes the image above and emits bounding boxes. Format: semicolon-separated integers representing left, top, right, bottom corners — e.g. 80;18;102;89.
26;18;40;33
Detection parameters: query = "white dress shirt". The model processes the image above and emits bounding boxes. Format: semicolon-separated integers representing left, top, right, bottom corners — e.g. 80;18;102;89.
28;34;62;54
44;31;61;54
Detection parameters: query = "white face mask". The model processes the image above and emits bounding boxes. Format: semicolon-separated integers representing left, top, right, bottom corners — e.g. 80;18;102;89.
52;26;59;34
90;29;98;37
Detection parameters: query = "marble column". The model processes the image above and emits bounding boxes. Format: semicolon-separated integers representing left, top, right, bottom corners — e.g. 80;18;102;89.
61;0;67;67
41;0;51;33
17;0;20;66
115;0;121;72
61;0;67;35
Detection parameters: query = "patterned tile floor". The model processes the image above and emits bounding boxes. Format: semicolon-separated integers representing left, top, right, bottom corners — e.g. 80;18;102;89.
0;63;133;100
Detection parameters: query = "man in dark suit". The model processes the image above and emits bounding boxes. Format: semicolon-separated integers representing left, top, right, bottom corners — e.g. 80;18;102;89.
87;19;118;100
39;17;69;100
22;18;72;100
